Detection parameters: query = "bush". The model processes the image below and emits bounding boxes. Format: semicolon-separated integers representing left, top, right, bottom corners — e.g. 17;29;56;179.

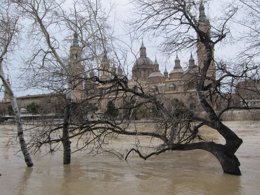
26;102;40;114
105;101;118;118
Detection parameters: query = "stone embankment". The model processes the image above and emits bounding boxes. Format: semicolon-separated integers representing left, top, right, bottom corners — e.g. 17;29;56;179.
220;109;260;121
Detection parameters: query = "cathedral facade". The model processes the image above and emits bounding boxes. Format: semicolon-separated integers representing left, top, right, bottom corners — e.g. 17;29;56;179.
0;1;215;116
129;43;199;110
92;1;215;111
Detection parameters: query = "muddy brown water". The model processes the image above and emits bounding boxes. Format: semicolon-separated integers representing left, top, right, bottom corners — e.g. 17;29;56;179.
0;121;260;195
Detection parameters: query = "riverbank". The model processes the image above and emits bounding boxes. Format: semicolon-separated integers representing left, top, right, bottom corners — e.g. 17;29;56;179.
220;109;260;121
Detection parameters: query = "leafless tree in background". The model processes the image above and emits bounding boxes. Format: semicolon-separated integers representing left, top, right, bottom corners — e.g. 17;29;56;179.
10;0;115;164
237;0;260;60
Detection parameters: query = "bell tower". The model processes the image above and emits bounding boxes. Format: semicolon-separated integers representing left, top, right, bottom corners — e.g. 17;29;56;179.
69;32;85;101
99;50;110;80
197;0;215;79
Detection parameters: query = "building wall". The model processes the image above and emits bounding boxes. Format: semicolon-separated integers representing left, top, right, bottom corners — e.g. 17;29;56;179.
0;94;64;115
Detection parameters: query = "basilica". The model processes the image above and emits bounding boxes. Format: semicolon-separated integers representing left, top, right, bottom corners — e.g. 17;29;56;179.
89;1;216;111
0;1;216;115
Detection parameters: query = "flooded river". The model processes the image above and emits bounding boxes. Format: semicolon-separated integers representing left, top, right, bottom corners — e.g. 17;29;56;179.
0;121;260;195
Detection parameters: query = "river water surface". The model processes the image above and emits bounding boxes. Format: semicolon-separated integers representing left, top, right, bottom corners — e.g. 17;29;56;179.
0;121;260;195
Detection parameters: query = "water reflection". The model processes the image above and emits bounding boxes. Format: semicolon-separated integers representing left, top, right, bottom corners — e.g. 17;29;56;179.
18;168;33;195
62;165;71;195
1;121;260;195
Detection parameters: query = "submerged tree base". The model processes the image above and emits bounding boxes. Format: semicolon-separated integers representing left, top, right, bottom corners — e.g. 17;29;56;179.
213;143;243;176
125;139;243;176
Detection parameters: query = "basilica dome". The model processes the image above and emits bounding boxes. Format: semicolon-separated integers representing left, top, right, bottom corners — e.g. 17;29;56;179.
133;41;154;68
133;57;154;67
132;41;156;81
148;71;164;78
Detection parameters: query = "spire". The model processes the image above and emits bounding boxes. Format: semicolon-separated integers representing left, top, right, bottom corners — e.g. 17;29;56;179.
111;63;117;74
154;57;159;71
164;65;168;78
175;54;180;67
176;54;180;61
154;57;158;65
141;38;144;48
71;32;79;47
101;50;109;69
190;53;194;60
174;54;182;71
89;64;95;78
70;32;81;61
117;66;123;76
100;50;110;79
189;53;195;68
140;39;147;57
199;0;207;22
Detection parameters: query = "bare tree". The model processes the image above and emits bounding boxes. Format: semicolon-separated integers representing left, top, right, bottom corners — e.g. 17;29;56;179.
0;2;33;167
123;0;245;175
11;0;113;164
237;0;260;60
125;0;260;175
9;0;260;176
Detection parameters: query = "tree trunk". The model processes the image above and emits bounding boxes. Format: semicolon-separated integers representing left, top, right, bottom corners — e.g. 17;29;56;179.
196;50;243;175
11;97;34;167
62;99;71;164
209;123;243;175
213;149;241;175
0;72;33;167
201;142;242;175
172;142;242;175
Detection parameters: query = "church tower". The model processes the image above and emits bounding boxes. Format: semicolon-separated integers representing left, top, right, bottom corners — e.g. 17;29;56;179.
169;55;184;79
132;41;155;81
69;32;85;101
99;50;110;80
188;54;196;69
197;0;215;79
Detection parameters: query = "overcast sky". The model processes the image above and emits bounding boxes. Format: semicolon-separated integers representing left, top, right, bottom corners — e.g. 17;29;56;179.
1;0;254;98
109;0;247;63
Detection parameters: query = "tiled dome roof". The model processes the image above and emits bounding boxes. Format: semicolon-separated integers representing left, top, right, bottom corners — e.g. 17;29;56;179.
148;71;164;78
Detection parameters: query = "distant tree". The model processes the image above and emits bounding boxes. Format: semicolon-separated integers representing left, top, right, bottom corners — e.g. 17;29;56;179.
105;101;118;118
26;102;40;114
133;104;151;120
